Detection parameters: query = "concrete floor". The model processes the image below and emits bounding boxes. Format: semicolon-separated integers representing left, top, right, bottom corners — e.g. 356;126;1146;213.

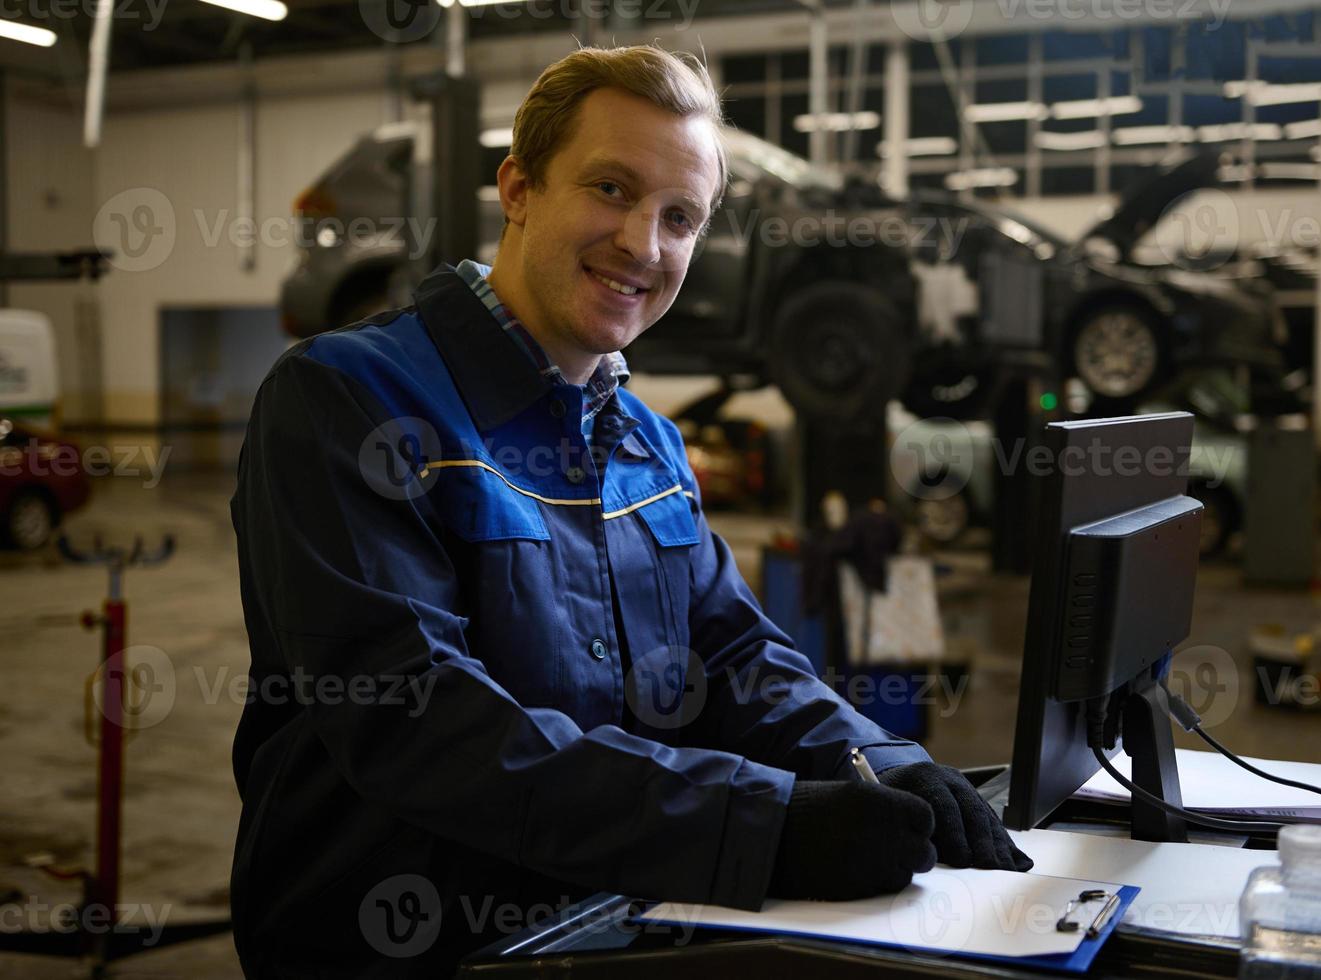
1;472;1318;977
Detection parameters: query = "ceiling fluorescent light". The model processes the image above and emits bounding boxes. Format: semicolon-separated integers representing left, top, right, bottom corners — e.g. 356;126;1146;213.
1259;162;1321;181
0;19;58;45
1049;95;1142;120
945;167;1018;190
793;111;881;133
198;0;287;19
1112;125;1194;145
479;127;514;147
1284;119;1321;140
877;137;958;156
964;101;1046;123
1224;81;1321;106
1198;122;1282;142
1035;130;1107;151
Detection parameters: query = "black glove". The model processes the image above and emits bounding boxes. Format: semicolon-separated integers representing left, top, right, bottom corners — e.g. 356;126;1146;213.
767;780;938;900
875;762;1033;872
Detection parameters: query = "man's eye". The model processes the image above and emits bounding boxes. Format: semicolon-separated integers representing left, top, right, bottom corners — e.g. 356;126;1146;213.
667;211;694;232
597;181;622;198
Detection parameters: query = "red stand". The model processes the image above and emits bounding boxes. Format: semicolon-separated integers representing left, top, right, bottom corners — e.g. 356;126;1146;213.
83;597;128;950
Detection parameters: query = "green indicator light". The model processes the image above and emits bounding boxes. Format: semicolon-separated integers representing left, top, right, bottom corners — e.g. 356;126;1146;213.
1040;392;1059;411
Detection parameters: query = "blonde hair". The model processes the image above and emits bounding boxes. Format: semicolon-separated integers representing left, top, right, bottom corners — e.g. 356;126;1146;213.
509;44;728;219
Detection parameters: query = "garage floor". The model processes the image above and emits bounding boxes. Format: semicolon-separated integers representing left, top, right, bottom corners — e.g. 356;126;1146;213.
1;473;1317;978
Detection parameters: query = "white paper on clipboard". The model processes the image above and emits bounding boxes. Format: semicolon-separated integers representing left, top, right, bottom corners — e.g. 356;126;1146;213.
640;866;1126;960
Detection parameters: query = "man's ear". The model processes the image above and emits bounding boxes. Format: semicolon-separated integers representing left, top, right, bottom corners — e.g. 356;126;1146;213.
496;155;530;228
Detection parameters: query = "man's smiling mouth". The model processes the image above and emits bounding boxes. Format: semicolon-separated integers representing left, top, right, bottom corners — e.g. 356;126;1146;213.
585;265;650;297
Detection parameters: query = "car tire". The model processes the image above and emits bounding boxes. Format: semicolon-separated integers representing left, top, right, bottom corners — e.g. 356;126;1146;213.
1188;481;1239;557
5;489;57;552
768;281;911;421
1068;303;1167;403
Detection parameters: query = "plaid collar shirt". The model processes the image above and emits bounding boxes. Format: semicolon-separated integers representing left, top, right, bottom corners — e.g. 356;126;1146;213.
456;259;631;437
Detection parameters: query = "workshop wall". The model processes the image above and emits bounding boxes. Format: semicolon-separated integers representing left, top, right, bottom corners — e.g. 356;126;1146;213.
4;88;98;423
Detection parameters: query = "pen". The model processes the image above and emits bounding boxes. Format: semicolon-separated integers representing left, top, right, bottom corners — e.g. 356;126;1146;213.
851;747;880;784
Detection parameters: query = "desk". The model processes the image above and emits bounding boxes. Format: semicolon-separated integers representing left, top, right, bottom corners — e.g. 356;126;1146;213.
457;767;1259;979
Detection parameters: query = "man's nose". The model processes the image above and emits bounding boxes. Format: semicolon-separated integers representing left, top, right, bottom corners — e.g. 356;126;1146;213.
619;205;663;269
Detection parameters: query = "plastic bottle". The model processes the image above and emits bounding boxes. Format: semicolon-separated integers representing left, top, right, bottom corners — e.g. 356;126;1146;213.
1240;825;1321;979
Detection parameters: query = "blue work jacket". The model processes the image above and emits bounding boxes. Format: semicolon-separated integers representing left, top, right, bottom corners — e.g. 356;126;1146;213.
229;264;929;977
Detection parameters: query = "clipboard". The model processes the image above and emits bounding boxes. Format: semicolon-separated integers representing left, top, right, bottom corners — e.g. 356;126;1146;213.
636;870;1141;975
952;884;1141;973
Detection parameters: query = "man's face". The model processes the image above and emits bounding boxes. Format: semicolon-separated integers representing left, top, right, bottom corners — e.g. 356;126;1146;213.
494;87;722;372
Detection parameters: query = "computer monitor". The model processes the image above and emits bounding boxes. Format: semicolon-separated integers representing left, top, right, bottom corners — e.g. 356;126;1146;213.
1003;412;1204;842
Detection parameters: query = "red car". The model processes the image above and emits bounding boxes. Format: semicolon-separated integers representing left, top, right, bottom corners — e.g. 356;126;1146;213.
0;418;90;551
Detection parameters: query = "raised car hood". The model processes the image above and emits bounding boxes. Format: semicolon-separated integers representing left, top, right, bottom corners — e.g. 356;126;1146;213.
1082;152;1221;259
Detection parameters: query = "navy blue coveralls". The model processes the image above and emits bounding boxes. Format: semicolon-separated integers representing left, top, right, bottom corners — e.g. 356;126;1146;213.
229;264;930;977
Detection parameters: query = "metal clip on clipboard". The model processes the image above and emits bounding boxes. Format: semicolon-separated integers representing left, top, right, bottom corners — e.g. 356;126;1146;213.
1056;890;1121;939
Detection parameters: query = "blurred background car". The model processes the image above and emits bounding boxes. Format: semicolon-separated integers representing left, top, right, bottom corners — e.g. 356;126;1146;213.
899;154;1289;420
0;417;90;551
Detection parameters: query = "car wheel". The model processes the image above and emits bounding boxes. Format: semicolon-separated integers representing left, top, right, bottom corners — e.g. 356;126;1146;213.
1188;481;1239;557
1069;305;1165;401
5;490;56;551
915;492;970;545
768;281;911;421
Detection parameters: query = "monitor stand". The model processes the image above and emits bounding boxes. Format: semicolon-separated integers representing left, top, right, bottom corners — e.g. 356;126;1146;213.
1121;676;1188;843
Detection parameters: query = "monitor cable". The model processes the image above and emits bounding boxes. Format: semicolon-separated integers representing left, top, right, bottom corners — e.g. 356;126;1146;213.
1089;748;1286;835
1164;691;1321;798
1085;696;1286;836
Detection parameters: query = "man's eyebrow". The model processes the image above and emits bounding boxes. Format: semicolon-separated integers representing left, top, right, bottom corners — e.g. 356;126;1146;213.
579;157;646;186
579;157;711;218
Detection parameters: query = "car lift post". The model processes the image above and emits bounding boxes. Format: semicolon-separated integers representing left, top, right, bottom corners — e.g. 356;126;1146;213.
989;351;1059;574
796;411;891;530
408;71;481;283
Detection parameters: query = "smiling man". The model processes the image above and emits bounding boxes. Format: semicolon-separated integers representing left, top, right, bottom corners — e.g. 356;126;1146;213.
487;83;717;377
230;44;1028;979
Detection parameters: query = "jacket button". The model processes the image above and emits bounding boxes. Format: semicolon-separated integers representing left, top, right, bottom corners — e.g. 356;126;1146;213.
549;398;567;419
565;466;586;484
590;638;608;660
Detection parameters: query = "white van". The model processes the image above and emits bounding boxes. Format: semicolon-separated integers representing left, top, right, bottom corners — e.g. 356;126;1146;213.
0;310;58;431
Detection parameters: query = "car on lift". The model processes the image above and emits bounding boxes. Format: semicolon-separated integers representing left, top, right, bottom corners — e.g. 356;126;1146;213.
0;417;91;551
899;153;1287;419
280;125;920;419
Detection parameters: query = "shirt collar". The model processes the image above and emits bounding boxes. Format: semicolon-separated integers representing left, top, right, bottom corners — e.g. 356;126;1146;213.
412;264;551;432
454;260;630;427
